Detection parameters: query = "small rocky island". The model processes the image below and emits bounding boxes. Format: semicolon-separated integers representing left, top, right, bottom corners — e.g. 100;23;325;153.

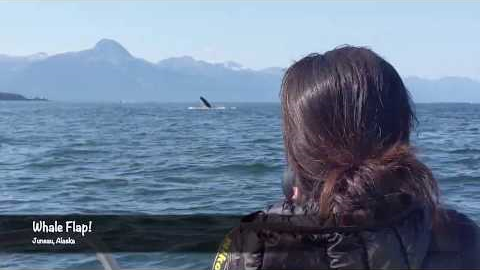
0;92;47;101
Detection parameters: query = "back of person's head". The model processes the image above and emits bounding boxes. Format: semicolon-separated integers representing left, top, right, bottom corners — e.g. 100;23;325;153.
281;46;439;224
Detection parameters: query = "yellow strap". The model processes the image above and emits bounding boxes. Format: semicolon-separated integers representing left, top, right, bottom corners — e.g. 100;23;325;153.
212;234;233;270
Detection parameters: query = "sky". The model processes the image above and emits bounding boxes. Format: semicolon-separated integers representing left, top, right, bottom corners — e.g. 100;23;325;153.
0;1;479;80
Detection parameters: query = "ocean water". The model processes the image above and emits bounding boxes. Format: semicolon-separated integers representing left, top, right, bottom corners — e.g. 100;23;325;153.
0;101;479;269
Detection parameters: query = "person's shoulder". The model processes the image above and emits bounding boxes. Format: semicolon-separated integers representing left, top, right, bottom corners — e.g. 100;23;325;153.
211;200;311;270
260;199;307;216
446;208;480;248
441;208;480;242
211;201;290;270
236;200;302;224
212;223;264;270
442;208;477;224
430;208;480;268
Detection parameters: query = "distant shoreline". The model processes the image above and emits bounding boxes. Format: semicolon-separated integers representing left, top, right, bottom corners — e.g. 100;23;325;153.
0;92;48;101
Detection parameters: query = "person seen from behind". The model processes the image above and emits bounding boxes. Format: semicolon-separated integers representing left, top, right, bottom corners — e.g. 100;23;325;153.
212;46;480;270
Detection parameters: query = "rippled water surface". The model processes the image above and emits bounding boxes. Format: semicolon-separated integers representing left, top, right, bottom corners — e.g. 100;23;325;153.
1;102;479;269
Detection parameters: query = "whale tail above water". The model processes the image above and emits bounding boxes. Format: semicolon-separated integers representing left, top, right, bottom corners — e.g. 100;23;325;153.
200;96;212;108
188;97;233;110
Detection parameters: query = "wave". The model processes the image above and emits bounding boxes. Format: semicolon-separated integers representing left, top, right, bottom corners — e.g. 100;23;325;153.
213;162;282;173
448;148;480;154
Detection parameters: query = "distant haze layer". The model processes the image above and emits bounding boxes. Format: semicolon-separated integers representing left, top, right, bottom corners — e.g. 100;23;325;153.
0;39;479;103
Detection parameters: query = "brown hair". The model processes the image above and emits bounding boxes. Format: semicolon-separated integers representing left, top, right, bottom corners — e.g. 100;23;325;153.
281;46;439;223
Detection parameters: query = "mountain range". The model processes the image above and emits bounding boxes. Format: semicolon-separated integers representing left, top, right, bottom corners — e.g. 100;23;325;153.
0;39;479;103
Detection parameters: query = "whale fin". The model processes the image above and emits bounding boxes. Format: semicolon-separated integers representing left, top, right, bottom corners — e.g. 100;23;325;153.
200;96;212;108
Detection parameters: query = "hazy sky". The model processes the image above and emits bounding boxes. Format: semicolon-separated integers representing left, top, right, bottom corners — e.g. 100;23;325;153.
1;1;479;79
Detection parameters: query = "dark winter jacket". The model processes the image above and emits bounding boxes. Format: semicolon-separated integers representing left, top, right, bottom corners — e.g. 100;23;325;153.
212;193;480;269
